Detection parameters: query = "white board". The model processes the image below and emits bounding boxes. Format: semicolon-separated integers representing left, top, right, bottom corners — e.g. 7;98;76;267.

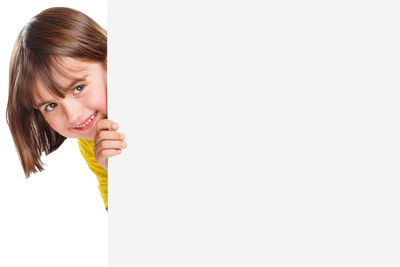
109;1;400;266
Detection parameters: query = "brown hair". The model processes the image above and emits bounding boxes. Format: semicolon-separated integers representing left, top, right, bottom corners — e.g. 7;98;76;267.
6;7;107;177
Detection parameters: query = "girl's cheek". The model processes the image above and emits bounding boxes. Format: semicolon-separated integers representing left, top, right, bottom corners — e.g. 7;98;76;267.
47;119;59;131
45;116;63;132
91;89;107;111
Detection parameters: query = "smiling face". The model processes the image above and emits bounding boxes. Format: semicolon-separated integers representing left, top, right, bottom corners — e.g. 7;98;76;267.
34;57;107;140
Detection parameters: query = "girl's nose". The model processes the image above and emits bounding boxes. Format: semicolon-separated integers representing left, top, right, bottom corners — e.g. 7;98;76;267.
63;99;83;126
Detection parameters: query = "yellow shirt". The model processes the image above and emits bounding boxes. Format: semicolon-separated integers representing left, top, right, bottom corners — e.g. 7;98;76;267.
77;138;108;210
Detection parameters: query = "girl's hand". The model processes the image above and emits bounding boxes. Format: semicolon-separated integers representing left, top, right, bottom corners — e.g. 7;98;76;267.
94;119;127;170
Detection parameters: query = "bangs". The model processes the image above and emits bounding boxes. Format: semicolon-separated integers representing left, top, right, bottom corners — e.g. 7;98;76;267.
31;55;79;109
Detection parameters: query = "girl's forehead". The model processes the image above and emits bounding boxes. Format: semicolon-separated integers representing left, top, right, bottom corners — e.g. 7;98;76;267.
33;57;106;108
40;57;92;87
56;56;91;73
33;58;88;104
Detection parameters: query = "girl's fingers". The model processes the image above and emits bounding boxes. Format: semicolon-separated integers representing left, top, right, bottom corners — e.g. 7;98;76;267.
96;119;119;132
95;140;128;152
94;131;125;146
98;130;125;140
97;148;122;160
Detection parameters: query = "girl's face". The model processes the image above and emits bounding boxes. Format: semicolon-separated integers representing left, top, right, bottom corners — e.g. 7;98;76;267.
34;57;107;140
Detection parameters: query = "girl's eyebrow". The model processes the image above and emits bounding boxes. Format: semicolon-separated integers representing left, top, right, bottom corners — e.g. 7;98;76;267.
35;75;88;109
35;100;52;109
64;75;88;90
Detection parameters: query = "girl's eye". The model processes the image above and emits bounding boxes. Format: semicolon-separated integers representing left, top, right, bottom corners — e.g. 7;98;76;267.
45;103;57;112
73;85;85;95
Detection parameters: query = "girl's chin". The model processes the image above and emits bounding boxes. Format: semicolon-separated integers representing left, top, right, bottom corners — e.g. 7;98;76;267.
79;129;97;140
65;128;97;140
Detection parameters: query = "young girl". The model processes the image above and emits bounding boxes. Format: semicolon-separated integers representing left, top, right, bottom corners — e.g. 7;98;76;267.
6;7;125;211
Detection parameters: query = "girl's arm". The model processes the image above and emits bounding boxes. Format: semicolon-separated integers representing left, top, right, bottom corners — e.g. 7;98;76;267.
94;119;127;170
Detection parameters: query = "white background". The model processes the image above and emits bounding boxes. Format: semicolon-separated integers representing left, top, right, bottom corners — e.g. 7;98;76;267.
109;1;400;266
3;1;400;266
0;1;107;266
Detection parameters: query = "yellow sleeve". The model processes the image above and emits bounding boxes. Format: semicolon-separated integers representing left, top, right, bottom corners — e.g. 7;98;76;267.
77;138;108;210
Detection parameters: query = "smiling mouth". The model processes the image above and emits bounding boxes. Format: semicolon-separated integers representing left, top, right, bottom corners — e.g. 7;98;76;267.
74;111;98;130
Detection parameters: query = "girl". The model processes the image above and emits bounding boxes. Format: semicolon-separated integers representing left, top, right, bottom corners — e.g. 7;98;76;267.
6;7;125;211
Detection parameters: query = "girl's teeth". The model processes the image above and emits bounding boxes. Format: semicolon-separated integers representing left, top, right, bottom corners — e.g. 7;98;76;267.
76;112;96;128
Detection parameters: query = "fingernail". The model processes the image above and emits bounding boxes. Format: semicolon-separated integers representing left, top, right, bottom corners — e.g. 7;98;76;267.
120;133;125;140
112;124;118;129
122;142;128;148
